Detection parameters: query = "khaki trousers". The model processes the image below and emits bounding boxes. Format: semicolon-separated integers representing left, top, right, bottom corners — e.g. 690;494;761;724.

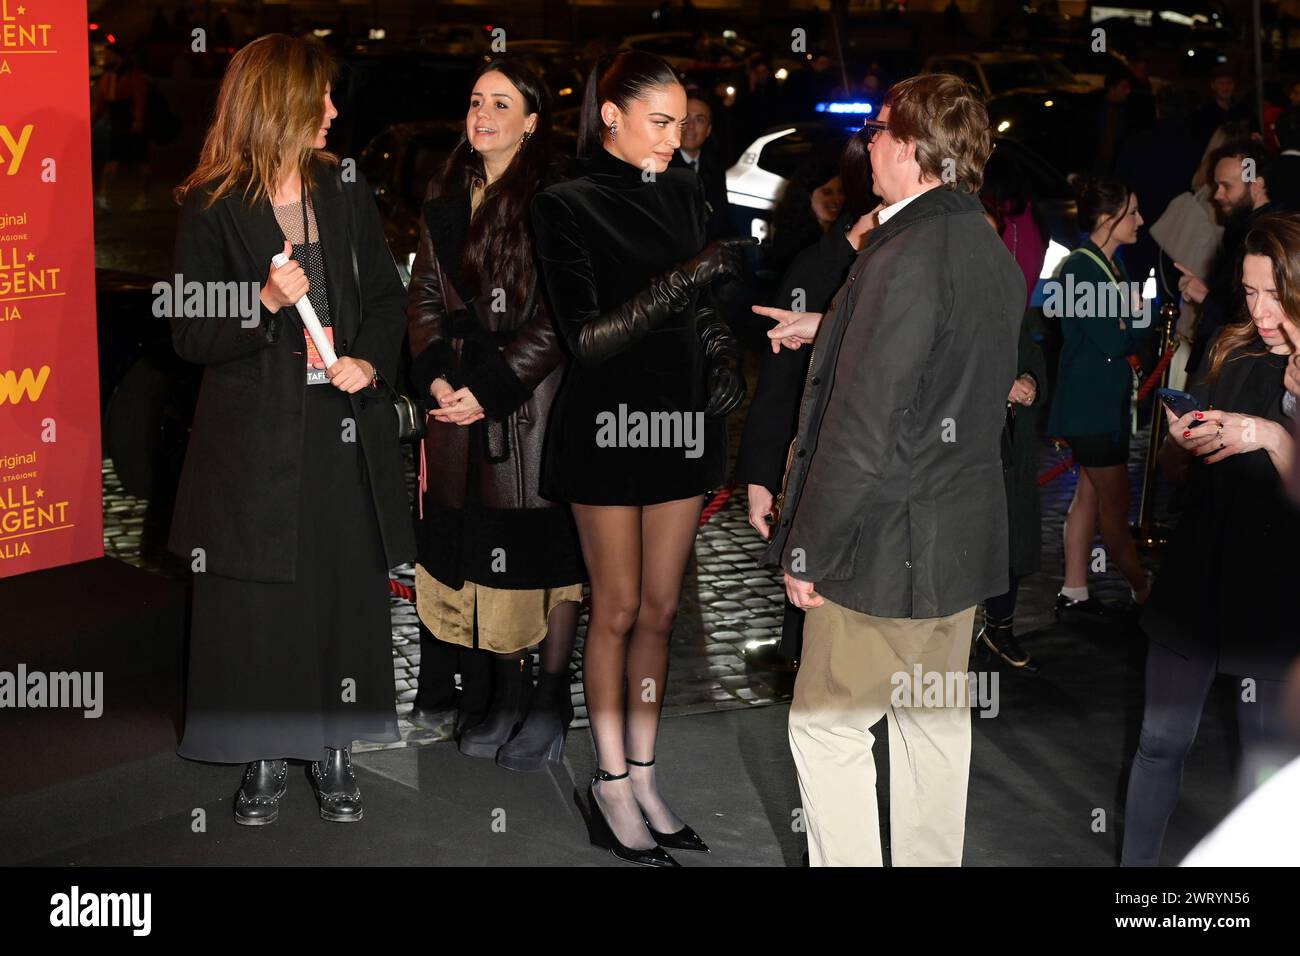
788;597;977;867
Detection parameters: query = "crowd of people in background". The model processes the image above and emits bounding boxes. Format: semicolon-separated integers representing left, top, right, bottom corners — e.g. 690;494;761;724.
145;12;1300;865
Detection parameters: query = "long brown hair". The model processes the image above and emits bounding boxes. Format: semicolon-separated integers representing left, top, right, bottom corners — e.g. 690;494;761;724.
1204;211;1300;383
440;59;553;309
175;34;338;208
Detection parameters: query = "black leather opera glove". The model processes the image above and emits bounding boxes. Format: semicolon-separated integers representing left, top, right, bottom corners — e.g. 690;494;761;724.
698;305;746;418
680;236;755;287
573;237;757;365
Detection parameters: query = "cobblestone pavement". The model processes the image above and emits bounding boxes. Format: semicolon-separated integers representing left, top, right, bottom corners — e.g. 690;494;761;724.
102;355;1165;753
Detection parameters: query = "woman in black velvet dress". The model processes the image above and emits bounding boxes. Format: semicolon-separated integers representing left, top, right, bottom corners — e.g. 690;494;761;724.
531;50;750;866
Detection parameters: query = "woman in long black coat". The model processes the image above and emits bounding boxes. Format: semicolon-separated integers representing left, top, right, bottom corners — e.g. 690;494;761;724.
169;35;414;825
530;50;749;866
405;60;586;773
1122;213;1300;865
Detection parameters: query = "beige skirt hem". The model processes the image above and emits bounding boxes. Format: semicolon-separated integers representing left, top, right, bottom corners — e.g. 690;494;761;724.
414;564;584;654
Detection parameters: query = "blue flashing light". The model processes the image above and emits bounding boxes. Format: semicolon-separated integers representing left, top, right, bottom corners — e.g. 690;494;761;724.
814;100;875;115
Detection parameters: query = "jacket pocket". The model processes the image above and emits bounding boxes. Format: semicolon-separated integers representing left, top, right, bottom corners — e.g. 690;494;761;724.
788;507;866;583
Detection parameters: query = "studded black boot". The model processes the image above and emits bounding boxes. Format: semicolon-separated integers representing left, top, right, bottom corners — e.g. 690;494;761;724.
309;747;363;822
234;759;288;826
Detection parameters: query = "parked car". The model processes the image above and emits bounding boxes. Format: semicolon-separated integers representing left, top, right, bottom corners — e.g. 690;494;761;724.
724;122;1077;301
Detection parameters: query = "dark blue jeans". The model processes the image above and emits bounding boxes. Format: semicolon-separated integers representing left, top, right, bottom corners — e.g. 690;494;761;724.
1120;639;1282;866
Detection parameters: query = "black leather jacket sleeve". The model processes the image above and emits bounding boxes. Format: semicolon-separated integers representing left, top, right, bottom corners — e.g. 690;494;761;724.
531;189;693;366
405;201;459;400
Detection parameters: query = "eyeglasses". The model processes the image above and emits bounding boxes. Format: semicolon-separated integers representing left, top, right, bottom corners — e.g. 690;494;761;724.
861;119;890;141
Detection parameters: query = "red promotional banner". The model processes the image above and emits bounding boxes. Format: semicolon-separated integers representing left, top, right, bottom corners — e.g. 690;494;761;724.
0;0;103;577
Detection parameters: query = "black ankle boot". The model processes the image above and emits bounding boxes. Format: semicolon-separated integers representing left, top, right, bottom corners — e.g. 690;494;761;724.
459;655;530;758
496;670;573;772
978;613;1038;672
309;747;363;822
234;759;287;826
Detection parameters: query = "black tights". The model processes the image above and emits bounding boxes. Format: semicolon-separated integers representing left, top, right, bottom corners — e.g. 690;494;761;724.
414;599;580;719
484;599;581;675
572;496;704;850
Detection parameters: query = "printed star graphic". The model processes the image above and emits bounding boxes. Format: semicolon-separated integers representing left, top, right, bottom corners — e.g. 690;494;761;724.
35;488;44;498
27;252;35;261
17;6;25;14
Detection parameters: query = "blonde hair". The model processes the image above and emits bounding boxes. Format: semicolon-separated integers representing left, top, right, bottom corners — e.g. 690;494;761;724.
175;34;338;208
884;73;992;194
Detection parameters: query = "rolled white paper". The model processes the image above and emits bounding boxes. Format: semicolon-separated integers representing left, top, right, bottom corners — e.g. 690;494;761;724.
271;251;338;368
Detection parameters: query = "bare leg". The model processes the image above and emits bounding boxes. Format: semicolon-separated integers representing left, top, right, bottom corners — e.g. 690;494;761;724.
1062;469;1098;590
626;495;704;834
1084;464;1150;600
571;503;655;850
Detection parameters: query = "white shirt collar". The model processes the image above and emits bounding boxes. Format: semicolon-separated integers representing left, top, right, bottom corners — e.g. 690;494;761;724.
678;148;700;167
875;189;926;225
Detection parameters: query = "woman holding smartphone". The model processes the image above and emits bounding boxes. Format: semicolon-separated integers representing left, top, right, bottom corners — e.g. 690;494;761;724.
1122;212;1299;866
406;59;586;772
531;50;750;866
170;34;414;825
1047;176;1155;618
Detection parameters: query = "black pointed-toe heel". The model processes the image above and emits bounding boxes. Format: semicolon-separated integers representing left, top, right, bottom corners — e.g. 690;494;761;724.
626;757;710;852
586;769;679;867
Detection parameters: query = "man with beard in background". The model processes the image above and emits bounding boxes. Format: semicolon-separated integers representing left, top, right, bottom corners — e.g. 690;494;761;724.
1176;139;1273;374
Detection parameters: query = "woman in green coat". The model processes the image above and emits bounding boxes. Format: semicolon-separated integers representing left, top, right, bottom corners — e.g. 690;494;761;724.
1047;176;1155;617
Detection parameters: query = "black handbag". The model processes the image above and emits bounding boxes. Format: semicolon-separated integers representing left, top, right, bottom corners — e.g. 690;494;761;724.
343;186;427;444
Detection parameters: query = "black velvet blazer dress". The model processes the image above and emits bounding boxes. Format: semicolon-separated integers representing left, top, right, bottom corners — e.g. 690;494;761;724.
531;146;728;505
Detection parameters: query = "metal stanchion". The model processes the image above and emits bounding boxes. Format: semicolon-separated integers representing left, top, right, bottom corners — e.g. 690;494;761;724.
1133;301;1179;549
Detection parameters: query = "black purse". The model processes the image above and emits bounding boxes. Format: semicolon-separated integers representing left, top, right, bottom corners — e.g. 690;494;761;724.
343;187;427;444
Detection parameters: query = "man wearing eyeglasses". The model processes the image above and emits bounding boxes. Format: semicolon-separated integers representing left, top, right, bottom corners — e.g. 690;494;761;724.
756;74;1026;866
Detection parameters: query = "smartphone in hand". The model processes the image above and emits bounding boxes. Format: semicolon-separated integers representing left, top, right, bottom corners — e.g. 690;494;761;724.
1157;387;1207;427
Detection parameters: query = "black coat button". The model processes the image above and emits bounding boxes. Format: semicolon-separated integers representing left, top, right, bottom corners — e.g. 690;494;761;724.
811;376;821;385
797;449;806;457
